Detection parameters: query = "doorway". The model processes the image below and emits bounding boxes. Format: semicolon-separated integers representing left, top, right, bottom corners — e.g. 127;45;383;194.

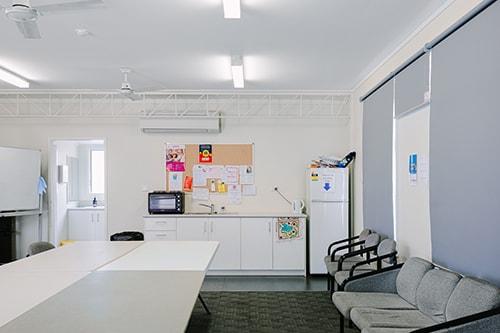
49;139;107;246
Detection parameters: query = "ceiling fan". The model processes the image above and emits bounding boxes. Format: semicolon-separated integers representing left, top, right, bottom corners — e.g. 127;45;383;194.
2;0;104;39
117;68;170;101
118;68;143;102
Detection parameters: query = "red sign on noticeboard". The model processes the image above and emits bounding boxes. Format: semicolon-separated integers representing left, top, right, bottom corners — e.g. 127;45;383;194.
199;144;212;163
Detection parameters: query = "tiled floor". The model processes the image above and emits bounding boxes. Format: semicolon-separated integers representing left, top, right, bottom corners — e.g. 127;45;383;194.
201;276;328;291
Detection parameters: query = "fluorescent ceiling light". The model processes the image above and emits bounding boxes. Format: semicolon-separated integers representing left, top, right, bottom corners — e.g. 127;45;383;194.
0;67;30;88
223;0;241;19
231;55;244;89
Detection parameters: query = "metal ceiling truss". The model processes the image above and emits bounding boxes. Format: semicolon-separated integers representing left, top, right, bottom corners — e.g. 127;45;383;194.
0;91;351;122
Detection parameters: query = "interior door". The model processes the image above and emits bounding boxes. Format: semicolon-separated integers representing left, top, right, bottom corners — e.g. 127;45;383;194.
241;218;273;270
209;218;241;270
177;218;209;241
309;201;348;274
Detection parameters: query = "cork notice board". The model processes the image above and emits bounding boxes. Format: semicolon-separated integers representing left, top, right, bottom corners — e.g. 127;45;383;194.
166;143;254;190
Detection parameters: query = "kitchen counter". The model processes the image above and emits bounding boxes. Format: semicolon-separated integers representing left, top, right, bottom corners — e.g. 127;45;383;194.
143;212;307;218
67;206;105;211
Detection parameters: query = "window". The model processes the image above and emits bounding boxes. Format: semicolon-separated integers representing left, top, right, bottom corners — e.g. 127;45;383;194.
90;150;105;194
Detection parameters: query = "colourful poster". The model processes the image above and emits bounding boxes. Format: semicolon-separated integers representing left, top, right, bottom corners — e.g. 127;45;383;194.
199;144;213;163
166;144;186;172
276;217;301;240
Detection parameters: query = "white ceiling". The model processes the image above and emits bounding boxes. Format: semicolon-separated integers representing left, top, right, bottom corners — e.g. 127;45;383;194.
0;0;449;91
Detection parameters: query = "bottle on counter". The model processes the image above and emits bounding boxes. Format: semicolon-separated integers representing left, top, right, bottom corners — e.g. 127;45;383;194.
92;197;97;207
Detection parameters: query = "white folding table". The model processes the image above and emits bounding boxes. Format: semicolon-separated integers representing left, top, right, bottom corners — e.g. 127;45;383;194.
0;241;218;333
0;241;143;273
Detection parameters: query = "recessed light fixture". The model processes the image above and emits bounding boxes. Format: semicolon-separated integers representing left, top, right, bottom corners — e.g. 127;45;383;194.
75;28;92;37
223;0;241;19
0;67;30;88
231;55;244;89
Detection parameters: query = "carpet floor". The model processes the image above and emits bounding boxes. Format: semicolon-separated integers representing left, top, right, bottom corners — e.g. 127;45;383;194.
187;291;360;333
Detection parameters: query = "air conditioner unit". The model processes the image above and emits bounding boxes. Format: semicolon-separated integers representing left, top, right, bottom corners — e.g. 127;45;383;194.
139;117;222;134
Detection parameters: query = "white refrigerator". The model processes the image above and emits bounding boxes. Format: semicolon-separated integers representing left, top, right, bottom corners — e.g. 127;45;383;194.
306;167;349;274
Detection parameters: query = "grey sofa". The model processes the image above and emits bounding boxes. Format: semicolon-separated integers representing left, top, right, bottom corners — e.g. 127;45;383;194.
332;257;500;333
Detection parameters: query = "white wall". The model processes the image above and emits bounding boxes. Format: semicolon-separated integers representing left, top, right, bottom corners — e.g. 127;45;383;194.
53;141;79;245
350;0;483;236
0;117;351;237
395;106;431;260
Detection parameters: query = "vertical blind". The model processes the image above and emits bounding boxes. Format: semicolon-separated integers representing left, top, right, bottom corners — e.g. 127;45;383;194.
394;54;430;118
362;80;394;238
429;0;500;285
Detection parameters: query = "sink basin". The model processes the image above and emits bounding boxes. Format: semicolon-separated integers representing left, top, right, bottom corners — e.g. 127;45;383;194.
77;206;105;209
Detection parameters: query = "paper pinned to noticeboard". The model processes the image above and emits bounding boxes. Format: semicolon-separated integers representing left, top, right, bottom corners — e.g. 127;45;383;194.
192;187;209;201
240;165;254;185
168;172;183;191
206;165;224;179
227;184;242;204
193;165;208;187
242;184;257;196
223;166;239;184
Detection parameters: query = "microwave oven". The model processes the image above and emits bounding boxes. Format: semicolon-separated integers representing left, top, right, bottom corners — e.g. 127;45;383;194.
148;191;185;214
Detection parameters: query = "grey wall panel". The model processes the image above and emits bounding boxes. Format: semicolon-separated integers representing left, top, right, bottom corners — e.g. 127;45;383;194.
430;0;500;286
363;80;394;238
395;54;430;117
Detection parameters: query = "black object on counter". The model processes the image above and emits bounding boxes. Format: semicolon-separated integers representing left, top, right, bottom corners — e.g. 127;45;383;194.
110;231;144;241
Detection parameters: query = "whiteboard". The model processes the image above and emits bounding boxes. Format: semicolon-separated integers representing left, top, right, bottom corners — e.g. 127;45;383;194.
0;147;41;212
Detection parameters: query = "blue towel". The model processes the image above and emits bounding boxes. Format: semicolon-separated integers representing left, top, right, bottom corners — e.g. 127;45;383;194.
38;176;47;194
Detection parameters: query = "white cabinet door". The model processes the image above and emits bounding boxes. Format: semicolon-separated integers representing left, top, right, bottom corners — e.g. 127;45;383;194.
273;218;306;270
144;230;177;241
209;218;241;270
144;218;177;231
68;211;93;241
93;211;107;241
177;218;209;241
241;218;273;270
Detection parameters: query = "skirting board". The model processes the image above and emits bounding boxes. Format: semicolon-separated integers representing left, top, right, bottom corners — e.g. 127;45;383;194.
206;270;306;277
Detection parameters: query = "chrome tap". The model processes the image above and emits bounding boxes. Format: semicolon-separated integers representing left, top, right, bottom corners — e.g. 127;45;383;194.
199;203;215;215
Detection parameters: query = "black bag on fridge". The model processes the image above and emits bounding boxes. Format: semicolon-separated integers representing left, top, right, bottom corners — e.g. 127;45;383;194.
110;231;144;241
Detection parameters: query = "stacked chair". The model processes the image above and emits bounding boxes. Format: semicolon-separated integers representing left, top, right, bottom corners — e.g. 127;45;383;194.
334;238;398;290
325;230;384;294
324;228;373;292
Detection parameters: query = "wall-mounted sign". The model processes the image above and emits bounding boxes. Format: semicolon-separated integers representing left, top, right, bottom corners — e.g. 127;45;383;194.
199;144;213;163
409;153;418;186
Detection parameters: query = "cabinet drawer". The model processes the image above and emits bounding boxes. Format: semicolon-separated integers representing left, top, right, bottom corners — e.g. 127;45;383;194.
144;218;177;231
144;231;177;241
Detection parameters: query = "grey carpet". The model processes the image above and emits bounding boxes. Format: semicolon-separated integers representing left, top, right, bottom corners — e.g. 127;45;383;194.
187;291;360;333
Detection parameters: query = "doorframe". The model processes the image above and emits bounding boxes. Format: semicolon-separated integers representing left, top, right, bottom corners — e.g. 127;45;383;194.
48;137;108;245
